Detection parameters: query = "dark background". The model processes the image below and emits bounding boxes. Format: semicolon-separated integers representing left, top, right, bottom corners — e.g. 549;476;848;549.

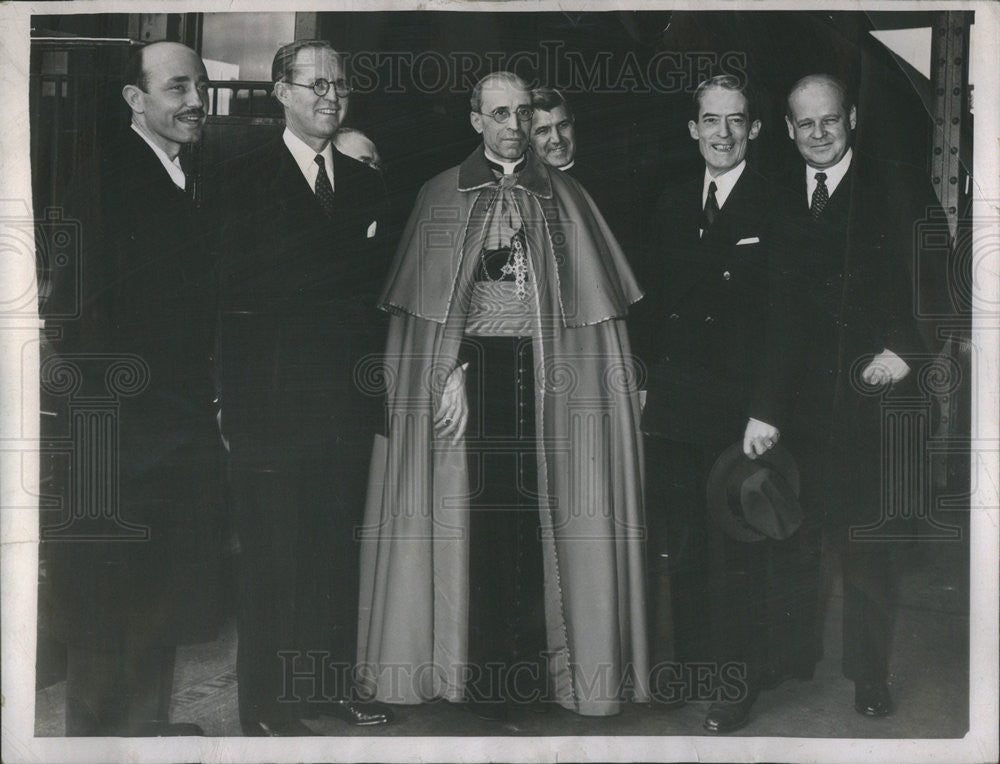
31;10;967;255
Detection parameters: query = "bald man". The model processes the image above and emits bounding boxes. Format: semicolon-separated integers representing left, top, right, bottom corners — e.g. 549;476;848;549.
44;41;223;736
747;74;945;718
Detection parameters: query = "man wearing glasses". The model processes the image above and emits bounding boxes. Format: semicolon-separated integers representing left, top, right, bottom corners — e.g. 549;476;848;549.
356;72;649;719
217;39;391;735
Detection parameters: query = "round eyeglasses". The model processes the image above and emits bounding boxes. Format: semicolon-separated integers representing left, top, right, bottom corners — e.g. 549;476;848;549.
477;106;535;123
283;78;352;98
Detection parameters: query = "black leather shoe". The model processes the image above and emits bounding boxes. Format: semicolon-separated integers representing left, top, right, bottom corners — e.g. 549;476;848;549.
854;681;892;717
240;719;315;736
703;691;757;734
132;721;205;737
315;700;393;726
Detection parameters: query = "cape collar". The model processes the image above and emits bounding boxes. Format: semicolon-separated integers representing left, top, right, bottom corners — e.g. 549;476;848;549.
457;145;553;198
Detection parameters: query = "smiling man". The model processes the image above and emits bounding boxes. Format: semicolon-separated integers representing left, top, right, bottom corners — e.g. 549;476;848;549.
357;71;649;720
631;74;821;733
45;41;224;736
529;87;576;169
750;73;946;722
217;39;391;736
528;88;626;244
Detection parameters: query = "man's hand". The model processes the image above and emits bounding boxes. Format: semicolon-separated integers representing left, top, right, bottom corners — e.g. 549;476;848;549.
861;349;910;387
743;417;779;459
434;362;469;443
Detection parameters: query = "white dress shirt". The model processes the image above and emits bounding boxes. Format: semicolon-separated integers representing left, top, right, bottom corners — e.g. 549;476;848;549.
283;127;335;193
699;159;746;237
131;122;186;190
805;147;852;205
701;158;746;210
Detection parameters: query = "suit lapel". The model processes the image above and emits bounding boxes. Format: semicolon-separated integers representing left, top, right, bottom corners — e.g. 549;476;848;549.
701;169;750;250
259;138;329;220
658;180;707;303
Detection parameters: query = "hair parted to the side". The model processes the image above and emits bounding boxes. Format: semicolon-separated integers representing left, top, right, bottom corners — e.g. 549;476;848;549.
691;73;758;122
271;39;339;84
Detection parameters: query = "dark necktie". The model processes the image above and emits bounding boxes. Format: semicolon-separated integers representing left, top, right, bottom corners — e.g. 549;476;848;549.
314;154;336;217
703;180;720;230
810;171;829;219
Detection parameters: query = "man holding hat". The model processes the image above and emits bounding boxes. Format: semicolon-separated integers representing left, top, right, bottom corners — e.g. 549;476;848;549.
634;74;821;733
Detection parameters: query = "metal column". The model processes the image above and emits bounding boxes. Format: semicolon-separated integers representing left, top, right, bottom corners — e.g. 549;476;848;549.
929;11;972;240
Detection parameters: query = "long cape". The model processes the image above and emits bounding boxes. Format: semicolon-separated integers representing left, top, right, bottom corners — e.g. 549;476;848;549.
356;148;649;715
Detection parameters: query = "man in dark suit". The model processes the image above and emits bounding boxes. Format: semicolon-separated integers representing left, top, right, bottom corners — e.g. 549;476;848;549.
217;39;392;736
634;75;820;732
43;41;223;736
746;74;945;719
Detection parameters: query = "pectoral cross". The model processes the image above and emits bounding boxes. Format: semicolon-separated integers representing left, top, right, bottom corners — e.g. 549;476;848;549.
500;234;528;300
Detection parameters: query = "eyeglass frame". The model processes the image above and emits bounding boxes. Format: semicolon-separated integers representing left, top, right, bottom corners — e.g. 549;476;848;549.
281;77;352;98
475;105;535;124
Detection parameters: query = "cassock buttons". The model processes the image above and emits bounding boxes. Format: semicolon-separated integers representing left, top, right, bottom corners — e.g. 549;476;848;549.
669;313;680;320
723;270;731;280
704;316;715;324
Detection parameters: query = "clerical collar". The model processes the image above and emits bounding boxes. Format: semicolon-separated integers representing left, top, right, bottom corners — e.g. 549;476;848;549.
484;147;527;176
131;122;186;190
558;160;575;171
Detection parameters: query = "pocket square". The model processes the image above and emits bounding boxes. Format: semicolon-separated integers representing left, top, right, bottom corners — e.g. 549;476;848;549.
367;220;378;239
736;236;760;245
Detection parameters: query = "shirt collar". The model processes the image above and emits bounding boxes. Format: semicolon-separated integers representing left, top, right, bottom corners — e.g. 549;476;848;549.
806;146;853;199
131;122;186;190
702;159;746;210
283;127;335;191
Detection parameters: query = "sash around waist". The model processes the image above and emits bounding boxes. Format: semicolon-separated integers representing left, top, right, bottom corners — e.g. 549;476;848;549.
463;280;536;337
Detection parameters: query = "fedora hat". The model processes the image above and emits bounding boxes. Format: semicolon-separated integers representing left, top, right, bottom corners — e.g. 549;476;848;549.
706;442;803;542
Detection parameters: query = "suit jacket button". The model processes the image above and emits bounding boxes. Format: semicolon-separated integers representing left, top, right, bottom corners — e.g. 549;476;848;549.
723;271;731;280
704;316;715;323
669;313;679;320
